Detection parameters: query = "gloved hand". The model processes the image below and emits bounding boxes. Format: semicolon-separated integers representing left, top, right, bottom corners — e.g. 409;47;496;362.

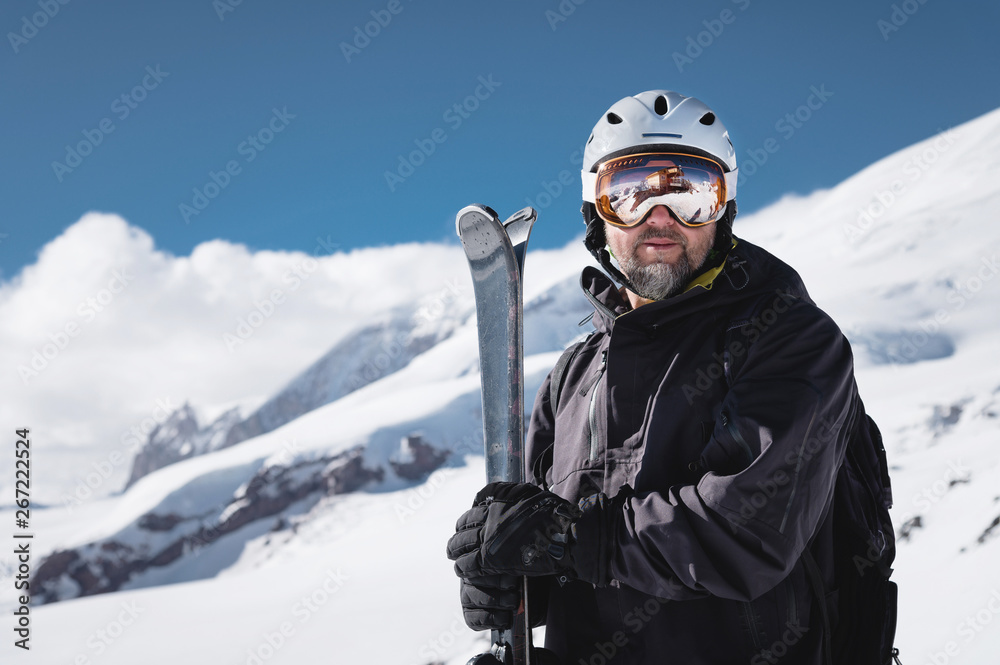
446;482;616;585
459;574;520;631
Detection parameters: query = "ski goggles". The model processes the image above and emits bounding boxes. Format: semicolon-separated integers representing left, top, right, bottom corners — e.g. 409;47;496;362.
582;152;737;228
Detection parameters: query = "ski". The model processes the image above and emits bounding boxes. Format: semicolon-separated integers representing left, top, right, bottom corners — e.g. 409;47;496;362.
503;206;537;278
456;204;537;665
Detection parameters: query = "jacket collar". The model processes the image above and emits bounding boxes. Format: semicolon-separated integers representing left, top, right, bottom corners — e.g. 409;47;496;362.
581;238;813;334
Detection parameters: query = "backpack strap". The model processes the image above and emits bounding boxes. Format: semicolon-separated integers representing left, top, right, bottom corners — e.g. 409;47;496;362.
531;337;591;490
548;337;590;414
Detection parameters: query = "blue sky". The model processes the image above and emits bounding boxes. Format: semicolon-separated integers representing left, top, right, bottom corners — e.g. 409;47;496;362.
1;0;998;279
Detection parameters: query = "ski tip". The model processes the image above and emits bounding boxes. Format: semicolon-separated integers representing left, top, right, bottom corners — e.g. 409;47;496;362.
456;204;500;236
502;206;538;227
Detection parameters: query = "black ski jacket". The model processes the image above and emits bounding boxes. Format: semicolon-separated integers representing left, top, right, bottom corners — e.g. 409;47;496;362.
525;239;860;665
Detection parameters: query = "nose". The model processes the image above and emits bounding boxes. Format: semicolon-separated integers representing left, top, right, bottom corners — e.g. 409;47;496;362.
644;205;678;226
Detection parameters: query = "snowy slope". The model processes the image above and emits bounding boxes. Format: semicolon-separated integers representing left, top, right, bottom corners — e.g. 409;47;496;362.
4;107;1000;663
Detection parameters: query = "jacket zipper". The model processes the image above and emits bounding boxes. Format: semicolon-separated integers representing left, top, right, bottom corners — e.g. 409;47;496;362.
741;601;766;651
721;410;754;466
786;579;799;628
585;351;608;462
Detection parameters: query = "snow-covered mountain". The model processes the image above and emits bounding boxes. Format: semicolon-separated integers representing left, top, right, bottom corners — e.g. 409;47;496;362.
124;303;469;487
4;107;1000;664
125;403;245;488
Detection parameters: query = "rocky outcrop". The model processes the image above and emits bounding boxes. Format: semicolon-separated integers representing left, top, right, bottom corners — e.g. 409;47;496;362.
125;404;199;487
125;405;243;488
34;446;390;604
390;435;450;480
136;512;186;532
33;541;146;602
978;515;1000;545
897;515;923;542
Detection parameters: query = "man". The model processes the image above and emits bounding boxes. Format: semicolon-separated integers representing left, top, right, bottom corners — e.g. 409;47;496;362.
448;90;865;664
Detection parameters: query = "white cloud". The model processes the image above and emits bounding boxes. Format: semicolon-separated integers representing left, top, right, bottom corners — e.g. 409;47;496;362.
0;213;474;497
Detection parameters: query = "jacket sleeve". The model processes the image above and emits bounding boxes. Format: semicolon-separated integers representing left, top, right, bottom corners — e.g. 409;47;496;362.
608;300;858;602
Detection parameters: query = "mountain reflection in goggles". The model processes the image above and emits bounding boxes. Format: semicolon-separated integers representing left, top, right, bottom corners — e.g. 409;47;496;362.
594;153;729;228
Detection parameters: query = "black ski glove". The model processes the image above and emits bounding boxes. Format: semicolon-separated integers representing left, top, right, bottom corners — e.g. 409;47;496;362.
446;481;617;586
459;574;520;631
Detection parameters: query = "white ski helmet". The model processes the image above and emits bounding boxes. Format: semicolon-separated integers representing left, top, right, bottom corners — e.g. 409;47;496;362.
582;90;738;177
580;90;739;290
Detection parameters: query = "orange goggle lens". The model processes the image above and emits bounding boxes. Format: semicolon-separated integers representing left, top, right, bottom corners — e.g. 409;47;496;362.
591;153;729;228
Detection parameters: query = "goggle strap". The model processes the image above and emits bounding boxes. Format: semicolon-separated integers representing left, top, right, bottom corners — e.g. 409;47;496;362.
581;171;597;203
725;169;738;202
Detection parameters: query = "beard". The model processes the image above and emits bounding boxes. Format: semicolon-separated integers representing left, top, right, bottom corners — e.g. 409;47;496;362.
610;224;716;301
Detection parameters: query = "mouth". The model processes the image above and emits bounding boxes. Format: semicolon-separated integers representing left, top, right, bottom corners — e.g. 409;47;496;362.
640;237;680;249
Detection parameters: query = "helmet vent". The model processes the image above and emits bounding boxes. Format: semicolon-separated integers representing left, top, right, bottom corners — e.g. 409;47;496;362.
699;112;716;126
587;134;594;144
654;95;669;115
606;112;623;125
